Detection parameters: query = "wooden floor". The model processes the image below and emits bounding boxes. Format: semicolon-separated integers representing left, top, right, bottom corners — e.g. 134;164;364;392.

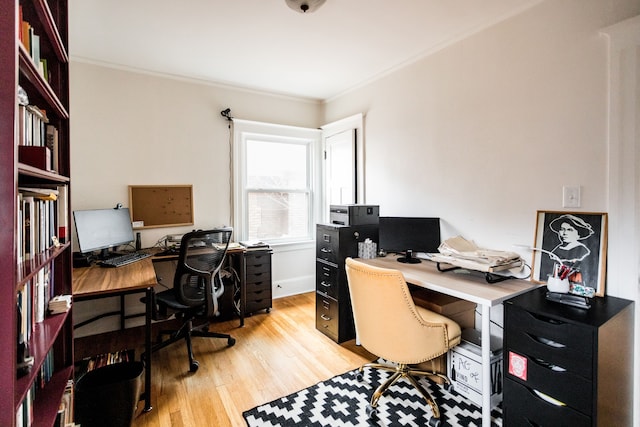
74;292;374;427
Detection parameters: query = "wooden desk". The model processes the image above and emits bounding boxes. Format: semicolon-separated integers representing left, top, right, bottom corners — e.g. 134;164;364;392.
359;256;538;427
73;258;157;412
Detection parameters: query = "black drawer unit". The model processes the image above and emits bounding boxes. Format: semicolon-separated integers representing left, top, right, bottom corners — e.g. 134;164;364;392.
503;287;634;427
242;249;273;315
315;223;378;343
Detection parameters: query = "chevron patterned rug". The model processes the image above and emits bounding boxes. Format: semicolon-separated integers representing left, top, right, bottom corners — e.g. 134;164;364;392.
243;364;502;426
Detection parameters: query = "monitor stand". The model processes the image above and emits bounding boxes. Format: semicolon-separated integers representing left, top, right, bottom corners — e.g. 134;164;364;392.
397;249;421;264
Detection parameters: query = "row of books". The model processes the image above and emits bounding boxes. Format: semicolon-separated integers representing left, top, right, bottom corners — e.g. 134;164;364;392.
19;6;51;81
17;87;60;172
17;379;75;427
18;263;53;347
55;380;75;427
17;185;69;264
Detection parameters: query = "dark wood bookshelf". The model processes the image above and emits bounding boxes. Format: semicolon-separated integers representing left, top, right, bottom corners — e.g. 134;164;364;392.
1;0;73;425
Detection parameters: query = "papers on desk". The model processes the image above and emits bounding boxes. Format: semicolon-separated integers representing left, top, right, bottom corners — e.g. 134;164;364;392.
430;236;524;273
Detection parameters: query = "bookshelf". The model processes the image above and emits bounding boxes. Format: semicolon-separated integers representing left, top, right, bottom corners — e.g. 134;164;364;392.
1;1;73;426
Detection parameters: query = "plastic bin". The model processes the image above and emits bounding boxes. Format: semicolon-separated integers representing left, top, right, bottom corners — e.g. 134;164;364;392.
75;361;144;427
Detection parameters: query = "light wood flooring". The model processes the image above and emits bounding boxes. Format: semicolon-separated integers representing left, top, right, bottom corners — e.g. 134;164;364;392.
74;292;375;427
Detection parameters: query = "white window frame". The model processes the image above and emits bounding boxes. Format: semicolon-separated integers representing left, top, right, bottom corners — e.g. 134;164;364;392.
233;119;322;246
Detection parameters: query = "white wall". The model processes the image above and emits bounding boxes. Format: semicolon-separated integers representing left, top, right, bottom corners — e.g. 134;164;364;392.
326;0;636;252
70;62;322;336
323;0;640;422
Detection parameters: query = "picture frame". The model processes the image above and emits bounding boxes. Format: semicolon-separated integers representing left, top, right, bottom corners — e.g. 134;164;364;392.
531;211;607;297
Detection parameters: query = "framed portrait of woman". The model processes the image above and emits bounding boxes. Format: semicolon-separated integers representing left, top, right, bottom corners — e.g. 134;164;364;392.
532;211;608;296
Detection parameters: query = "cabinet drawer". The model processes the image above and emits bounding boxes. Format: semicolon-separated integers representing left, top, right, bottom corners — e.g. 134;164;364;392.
245;252;271;267
503;378;590;426
505;349;592;415
316;293;339;341
316;232;339;264
506;305;593;379
245;293;271;313
246;280;271;293
246;270;271;285
316;261;338;299
246;262;270;275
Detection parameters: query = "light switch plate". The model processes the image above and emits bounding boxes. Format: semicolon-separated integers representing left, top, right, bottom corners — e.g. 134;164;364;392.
562;186;581;208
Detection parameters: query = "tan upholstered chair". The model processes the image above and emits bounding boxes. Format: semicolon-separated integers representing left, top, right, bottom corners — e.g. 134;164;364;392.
345;257;461;426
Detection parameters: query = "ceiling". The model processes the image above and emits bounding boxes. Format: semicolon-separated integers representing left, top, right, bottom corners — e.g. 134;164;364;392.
69;0;542;101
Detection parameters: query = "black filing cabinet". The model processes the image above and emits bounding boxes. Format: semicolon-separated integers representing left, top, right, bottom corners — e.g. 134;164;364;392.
315;223;378;343
242;249;273;316
503;287;634;426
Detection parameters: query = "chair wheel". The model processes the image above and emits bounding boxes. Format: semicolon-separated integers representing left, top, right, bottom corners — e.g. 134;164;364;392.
228;337;236;346
355;371;363;381
365;404;377;419
189;360;199;372
428;417;442;427
444;382;453;391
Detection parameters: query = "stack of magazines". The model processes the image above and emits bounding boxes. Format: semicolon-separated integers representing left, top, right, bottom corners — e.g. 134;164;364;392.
48;294;71;315
429;236;523;273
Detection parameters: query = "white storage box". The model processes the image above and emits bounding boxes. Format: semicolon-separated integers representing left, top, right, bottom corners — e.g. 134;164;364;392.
447;329;503;408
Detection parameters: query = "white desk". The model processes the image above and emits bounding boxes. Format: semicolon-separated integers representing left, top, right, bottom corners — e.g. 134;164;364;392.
359;256;538;427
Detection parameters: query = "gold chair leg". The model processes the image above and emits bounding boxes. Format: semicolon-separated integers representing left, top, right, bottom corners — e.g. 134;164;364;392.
370;371;403;408
409;367;451;386
406;373;440;419
359;362;446;421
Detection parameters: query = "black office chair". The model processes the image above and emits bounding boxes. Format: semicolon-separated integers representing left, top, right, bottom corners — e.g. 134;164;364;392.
151;228;236;372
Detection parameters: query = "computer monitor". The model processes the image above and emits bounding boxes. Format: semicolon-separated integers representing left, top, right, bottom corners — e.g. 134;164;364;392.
378;217;441;263
73;208;135;257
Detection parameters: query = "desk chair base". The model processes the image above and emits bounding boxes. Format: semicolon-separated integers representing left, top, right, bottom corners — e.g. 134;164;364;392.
356;361;450;426
153;317;235;373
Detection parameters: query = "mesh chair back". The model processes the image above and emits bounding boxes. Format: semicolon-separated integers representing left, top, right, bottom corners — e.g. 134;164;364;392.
174;228;233;311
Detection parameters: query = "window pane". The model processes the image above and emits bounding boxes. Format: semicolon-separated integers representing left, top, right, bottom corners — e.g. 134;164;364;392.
247;192;309;240
246;140;307;189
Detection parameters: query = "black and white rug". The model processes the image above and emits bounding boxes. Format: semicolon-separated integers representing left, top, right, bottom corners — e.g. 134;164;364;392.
243;364;501;426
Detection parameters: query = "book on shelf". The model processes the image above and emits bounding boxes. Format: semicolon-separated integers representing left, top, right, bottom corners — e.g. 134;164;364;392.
55;379;74;427
22;195;35;261
45;125;59;171
56;185;68;243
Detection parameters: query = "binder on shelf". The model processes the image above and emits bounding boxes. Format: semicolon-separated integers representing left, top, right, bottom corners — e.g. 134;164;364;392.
19;146;53;170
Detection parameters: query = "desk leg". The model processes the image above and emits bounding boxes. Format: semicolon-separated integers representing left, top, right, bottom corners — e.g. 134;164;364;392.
481;305;491;427
143;287;153;412
120;294;126;330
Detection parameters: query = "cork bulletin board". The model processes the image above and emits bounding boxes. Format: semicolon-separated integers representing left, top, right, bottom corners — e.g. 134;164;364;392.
129;185;194;229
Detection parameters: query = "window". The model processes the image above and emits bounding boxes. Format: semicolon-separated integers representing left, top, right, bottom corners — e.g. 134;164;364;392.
233;120;322;244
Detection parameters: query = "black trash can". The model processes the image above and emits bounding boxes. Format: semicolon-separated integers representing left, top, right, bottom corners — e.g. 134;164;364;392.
75;361;144;427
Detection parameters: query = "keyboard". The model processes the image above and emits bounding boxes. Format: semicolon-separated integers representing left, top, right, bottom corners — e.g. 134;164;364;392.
100;252;152;268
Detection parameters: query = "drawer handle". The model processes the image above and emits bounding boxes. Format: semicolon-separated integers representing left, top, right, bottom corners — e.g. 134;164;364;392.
320;281;331;288
529;312;565;325
532;357;567;372
527;333;566;348
321;314;331;321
